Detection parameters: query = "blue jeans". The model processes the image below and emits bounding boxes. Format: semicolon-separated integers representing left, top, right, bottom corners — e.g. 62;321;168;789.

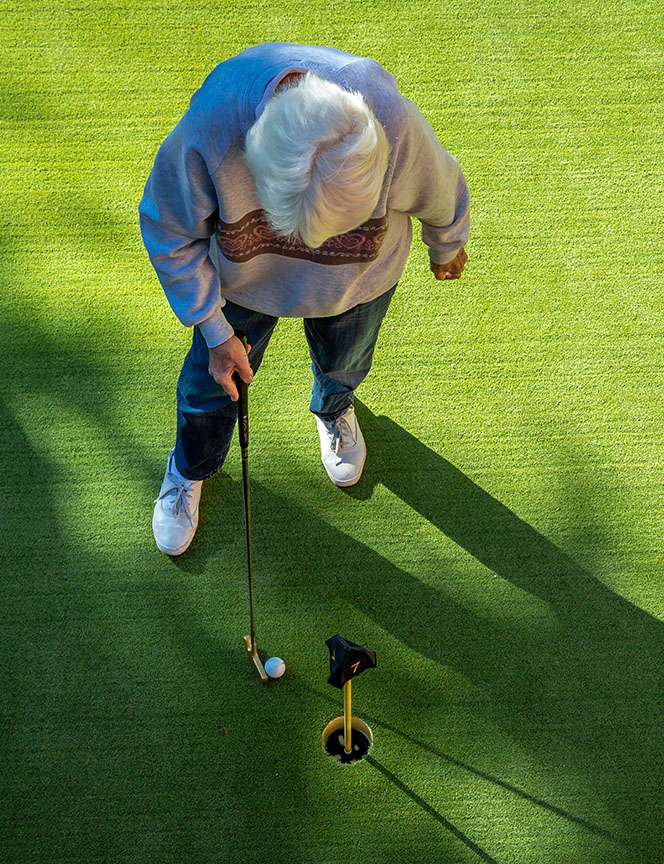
173;283;397;480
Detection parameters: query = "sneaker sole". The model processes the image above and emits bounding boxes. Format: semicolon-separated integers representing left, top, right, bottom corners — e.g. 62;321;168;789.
330;474;362;488
154;535;196;556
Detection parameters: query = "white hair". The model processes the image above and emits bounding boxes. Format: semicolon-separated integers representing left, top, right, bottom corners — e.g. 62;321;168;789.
243;71;390;249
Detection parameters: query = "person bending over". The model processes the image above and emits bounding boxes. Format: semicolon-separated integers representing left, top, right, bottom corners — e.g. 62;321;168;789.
139;43;469;556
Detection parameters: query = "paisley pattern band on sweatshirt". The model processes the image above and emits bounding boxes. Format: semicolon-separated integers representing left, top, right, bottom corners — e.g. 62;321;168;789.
215;210;389;265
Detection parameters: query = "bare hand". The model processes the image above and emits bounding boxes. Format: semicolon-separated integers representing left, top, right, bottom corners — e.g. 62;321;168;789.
208;335;253;402
430;247;468;280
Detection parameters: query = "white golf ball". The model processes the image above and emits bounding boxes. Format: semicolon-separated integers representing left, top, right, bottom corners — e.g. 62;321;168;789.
265;657;286;679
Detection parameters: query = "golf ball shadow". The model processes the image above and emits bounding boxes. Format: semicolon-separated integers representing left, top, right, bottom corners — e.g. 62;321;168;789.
321;716;373;765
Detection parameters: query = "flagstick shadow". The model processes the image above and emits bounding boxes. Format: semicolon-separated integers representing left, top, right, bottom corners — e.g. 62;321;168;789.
363;715;631;849
365;755;500;864
295;680;499;861
300;681;627;852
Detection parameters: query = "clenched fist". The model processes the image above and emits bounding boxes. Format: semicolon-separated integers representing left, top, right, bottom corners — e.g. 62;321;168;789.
430;247;468;280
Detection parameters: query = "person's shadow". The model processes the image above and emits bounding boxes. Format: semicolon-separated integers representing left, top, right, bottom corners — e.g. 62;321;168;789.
338;400;663;856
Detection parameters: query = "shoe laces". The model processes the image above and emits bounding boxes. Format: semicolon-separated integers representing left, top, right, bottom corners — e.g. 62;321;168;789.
156;477;198;521
328;411;356;455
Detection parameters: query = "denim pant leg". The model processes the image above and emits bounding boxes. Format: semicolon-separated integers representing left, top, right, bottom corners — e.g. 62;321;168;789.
174;300;279;480
303;283;398;418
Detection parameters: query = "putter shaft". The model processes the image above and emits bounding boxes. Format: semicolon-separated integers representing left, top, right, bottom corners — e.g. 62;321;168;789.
239;443;256;649
235;332;267;685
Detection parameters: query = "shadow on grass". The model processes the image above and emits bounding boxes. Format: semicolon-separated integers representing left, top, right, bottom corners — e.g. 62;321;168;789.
0;316;316;864
3;298;661;861
347;400;662;676
365;754;500;864
300;671;632;858
164;396;662;859
364;715;631;849
339;401;662;855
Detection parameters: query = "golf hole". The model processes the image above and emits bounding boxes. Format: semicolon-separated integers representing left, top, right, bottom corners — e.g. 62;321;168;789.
321;716;373;765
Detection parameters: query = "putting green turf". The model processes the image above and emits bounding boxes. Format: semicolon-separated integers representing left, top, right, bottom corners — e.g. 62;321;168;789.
2;1;663;861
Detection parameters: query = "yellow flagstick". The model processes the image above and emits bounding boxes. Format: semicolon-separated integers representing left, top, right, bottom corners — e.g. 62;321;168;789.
344;679;352;754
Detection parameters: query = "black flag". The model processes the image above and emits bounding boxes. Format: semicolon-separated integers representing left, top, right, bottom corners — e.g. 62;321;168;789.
326;634;377;689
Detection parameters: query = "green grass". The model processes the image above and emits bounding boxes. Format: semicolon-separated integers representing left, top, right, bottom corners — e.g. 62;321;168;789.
2;1;663;862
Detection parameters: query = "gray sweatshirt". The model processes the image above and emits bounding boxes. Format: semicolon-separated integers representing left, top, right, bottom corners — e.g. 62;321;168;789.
138;43;470;347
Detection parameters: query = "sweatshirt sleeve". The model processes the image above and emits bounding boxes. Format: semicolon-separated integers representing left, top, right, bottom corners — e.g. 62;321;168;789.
138;116;234;346
387;98;470;265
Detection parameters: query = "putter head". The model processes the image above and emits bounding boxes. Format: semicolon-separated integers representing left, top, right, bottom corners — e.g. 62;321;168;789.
243;635;269;684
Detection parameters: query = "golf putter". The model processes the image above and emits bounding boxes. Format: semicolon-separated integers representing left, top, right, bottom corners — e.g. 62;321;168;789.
235;331;268;684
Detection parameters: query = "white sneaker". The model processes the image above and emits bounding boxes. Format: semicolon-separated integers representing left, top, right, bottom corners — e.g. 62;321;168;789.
152;450;203;555
316;405;366;487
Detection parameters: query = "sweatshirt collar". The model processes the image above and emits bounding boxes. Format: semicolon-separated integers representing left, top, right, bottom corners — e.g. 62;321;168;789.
255;67;307;119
